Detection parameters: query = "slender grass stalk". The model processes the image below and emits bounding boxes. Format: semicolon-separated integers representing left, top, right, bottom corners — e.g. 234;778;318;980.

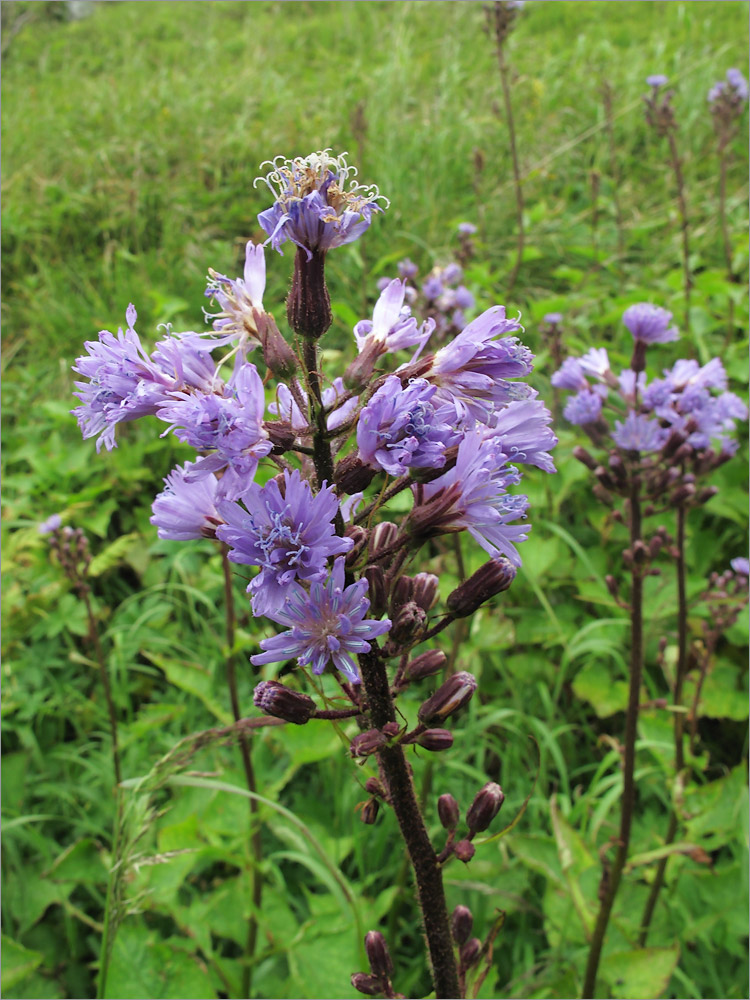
638;502;688;945
666;129;692;337
590;169;600;269
601;82;625;268
221;546;263;999
81;588;122;788
582;476;644;999
96;793;123;1000
718;147;738;347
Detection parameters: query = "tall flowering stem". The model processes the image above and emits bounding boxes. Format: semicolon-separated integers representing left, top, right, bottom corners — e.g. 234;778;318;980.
601;81;625;267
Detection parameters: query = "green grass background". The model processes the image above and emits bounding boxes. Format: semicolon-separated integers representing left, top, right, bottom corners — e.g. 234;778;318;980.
2;2;748;999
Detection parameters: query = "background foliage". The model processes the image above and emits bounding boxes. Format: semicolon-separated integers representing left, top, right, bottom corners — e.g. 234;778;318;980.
2;2;748;998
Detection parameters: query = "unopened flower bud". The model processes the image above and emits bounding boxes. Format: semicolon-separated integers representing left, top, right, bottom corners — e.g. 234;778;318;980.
364;565;388;618
390;575;416;614
592;483;613;507
391;601;427;644
632;540;649;564
418;672;477;725
351;972;382;997
649;536;663;559
594;466;615;490
438;793;460;830
406;649;447;682
460;937;482;969
350;728;388;758
253;681;316;725
382;721;401;739
466;782;505;833
335;455;376;494
345;525;369;567
670;482;696;506
605;575;619;599
695;486;718;505
287;247;331;340
573;446;598;471
608;452;627;487
365;777;386;798
264;420;297;453
370;522;399;559
451;905;473;945
365;931;393;978
454;839;476;863
447;559;516;617
257;310;298;378
661;429;688;458
415;728;453;752
673;443;694;463
360;798;380;825
412;573;440;611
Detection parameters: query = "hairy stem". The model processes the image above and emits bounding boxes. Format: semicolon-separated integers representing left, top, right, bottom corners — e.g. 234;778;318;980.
582;480;644;998
222;547;262;999
358;648;460;999
667;129;692;337
638;503;687;945
495;39;524;298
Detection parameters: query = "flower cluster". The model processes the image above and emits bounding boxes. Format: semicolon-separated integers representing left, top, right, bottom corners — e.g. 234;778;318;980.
72;150;554;700
708;68;748;149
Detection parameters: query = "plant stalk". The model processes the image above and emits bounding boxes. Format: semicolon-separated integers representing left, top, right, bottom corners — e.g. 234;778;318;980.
582;479;644;998
494;37;524;298
81;589;122;787
666;129;692;337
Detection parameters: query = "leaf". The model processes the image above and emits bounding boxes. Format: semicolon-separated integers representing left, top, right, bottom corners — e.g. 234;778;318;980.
143;652;231;724
572;660;628;717
1;935;44;991
104;924;217;999
603;945;679;999
88;533;142;577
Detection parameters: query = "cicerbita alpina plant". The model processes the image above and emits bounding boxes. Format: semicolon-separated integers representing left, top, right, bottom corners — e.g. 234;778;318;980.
72;149;556;1000
643;75;692;336
708;68;748;288
552;304;747;997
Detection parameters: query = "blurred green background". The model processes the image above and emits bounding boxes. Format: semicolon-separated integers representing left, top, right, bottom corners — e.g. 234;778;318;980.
2;2;748;998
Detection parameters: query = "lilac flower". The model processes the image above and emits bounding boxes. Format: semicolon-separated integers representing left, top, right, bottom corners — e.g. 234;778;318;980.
668;357;726;392
414;429;530;565
157;364;271;499
647;74;669;88
442;263;462;285
618;369;647;402
250;558;391;683
488;399;558;473
551;357;587;391
269;378;358;433
731;557;749;577
39;514;62;535
357;376;460;477
204;241;266;348
579;348;613;381
726;68;749;100
563;390;604;426
623;303;679;344
256;150;387;257
454;286;475;311
458;222;477;235
543;312;563;325
612;411;669;452
398;258;419;279
353;280;433;357
424;307;534;422
217;469;352;616
422;274;444;301
73;305;179;451
151;463;222;540
376;277;392;292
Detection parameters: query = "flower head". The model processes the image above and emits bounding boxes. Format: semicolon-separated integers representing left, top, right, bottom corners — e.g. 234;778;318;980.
268;377;358;433
612;411;669;453
488;399;557;472
623;303;679;344
458;222;477;235
357;376;460;477
646;74;669;89
256;150;387;258
250;558;391;683
563;390;604;426
217;469;352;616
151;462;223;540
39;513;62;535
353;279;433;357
204;241;266;348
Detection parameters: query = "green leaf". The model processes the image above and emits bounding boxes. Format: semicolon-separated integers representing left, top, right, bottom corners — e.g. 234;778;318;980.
88;533;142;577
1;935;44;991
104;924;217;999
603;945;679;999
572;660;628;717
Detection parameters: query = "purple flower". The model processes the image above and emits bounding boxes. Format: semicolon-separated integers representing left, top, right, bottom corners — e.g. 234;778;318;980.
357;376;460;477
668;358;727;393
39;514;62;535
422;273;444;301
551;357;586;391
415;429;530;565
618;369;647;402
353;279;433;357
151;463;223;540
398;258;419;279
217;469;352;617
453;286;475;311
425;307;534;423
543;312;563;325
157;364;271;499
563;390;604;425
442;263;463;286
204;241;266;348
612;411;669;452
269;377;358;433
250;558;391;683
256;150;386;258
488;399;558;473
623;303;679;344
726;68;749;101
647;74;669;88
458;222;477;235
579;348;612;381
731;557;749;577
72;305;180;451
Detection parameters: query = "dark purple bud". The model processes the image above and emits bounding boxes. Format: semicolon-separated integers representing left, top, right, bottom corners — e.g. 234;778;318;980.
460;937;482;969
257;310;298;378
446;559;516;617
350;728;388;758
253;681;316;725
365;931;393;978
673;443;694;463
415;728;454;752
287;247;331;340
344;338;383;390
629;338;648;374
264;420;297;453
649;536;663;559
643;503;655;517
594;466;615;490
391;601;427;644
661;429;688;458
351;972;382;997
370;522;400;561
365;777;386;798
364;565;388;618
592;483;613;507
632;540;649;564
605;575;619;599
360;798;380;825
406;649;447;682
418;672;477;725
451;905;473;945
695;486;718;505
335;455;377;495
454;839;476;863
345;525;369;567
382;721;401;739
466;782;505;833
608;452;627;487
390;575;416;614
438;793;460;830
573;446;598;471
412;573;440;611
670;482;696;506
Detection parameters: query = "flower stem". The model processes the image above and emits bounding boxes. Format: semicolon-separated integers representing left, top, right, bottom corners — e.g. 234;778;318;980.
494;33;524;298
666;129;692;338
222;546;263;999
638;503;687;945
582;480;644;999
358;648;460;999
81;588;122;787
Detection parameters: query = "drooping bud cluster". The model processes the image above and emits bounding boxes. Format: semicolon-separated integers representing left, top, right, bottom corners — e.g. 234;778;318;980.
352;931;400;998
643;74;676;136
39;518;93;596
